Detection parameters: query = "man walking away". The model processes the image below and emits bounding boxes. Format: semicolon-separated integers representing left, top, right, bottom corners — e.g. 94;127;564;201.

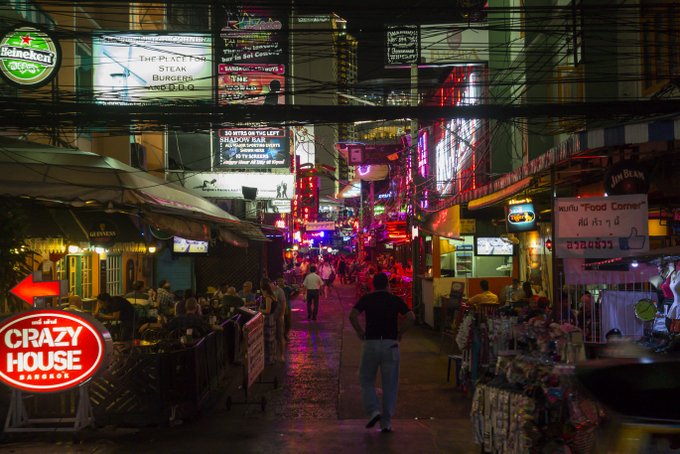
302;265;323;321
349;272;415;433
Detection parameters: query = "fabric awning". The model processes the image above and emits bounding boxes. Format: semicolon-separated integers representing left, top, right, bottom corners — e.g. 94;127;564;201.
466;178;532;211
0;137;263;243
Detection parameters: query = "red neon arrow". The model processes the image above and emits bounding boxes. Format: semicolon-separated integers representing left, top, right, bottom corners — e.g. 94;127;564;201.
10;274;61;306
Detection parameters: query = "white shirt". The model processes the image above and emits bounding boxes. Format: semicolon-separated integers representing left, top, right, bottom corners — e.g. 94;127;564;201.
303;272;324;290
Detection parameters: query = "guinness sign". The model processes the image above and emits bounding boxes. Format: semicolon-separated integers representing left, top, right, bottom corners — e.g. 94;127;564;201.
88;222;118;247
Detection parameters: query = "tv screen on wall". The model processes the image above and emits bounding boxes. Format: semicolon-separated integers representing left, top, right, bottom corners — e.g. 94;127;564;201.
475;237;514;256
172;236;209;254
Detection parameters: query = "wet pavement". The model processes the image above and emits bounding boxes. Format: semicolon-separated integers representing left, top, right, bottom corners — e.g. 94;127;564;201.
1;283;478;453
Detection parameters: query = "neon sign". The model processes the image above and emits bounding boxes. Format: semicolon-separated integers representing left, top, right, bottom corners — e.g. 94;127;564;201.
0;310;110;393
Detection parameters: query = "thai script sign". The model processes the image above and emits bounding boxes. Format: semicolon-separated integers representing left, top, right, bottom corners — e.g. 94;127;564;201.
0;27;60;87
243;312;264;390
555;194;649;258
0;310;109;393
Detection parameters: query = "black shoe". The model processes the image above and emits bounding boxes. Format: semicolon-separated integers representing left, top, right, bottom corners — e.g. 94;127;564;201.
381;427;392;433
365;414;381;428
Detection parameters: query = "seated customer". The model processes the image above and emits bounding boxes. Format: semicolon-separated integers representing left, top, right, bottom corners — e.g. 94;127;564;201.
65;295;86;313
163;298;222;339
466;280;499;307
125;280;150;304
238;281;257;304
94;293;136;341
220;286;245;318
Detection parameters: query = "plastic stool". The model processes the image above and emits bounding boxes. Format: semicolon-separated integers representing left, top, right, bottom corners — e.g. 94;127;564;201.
447;354;462;384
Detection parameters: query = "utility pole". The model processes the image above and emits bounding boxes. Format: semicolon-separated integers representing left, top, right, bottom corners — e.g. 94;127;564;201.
410;63;419;308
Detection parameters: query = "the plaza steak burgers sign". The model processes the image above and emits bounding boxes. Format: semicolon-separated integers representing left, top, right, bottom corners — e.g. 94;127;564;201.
0;310;109;393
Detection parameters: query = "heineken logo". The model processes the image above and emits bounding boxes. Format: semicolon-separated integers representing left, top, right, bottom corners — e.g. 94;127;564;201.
0;27;60;87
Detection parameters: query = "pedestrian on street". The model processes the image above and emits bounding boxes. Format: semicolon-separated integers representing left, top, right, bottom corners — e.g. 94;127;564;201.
349;272;415;433
302;265;323;321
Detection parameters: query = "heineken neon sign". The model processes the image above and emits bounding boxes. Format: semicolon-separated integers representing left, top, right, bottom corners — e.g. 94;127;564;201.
0;27;60;87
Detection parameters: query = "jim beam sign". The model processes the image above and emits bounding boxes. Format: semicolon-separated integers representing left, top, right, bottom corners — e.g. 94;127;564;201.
0;310;110;393
0;27;60;88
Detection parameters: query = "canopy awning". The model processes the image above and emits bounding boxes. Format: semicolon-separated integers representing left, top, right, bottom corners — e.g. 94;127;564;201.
0;137;264;242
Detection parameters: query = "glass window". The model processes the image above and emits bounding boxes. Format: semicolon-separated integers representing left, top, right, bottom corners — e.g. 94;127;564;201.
106;255;122;296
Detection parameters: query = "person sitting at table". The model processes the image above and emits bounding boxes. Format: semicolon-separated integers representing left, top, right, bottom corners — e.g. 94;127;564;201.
163;298;222;340
238;281;257;305
219;286;245;318
125;280;149;304
175;289;202;317
466;280;499;307
65;294;86;313
156;280;175;318
94;292;136;341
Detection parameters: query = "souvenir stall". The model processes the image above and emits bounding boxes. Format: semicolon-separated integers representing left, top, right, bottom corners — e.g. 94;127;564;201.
469;319;603;454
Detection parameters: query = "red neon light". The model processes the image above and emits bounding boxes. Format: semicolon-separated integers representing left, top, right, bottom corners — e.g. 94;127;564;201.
0;310;107;393
10;275;61;306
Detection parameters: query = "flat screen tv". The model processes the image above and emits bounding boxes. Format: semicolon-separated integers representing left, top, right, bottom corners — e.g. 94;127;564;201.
475;237;514;256
173;236;209;254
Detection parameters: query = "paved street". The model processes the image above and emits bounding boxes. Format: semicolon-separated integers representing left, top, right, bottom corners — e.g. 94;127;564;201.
1;283;477;453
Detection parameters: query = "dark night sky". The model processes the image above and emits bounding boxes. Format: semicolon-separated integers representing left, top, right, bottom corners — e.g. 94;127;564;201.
294;1;476;81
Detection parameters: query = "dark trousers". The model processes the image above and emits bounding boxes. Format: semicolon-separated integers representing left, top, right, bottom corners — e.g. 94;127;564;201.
306;289;319;320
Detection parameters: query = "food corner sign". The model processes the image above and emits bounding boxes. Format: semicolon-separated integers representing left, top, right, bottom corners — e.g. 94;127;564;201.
0;310;109;393
0;27;60;88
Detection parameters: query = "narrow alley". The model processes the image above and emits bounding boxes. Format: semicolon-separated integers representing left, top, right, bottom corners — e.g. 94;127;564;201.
2;282;477;454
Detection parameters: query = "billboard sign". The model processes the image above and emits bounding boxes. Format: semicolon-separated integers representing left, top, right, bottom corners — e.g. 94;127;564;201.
216;127;289;169
218;63;285;105
185;172;294;200
385;24;419;66
293;125;315;167
420;24;488;66
555;194;649;258
93;34;212;104
0;310;110;393
0;27;60;88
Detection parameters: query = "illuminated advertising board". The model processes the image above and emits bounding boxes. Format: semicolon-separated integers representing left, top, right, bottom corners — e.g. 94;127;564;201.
216;127;290;169
0;27;60;88
506;202;537;233
420;24;489;66
218;63;285;105
293;125;315;167
434;68;485;197
0;310;110;393
92;34;212;104
184;172;294;200
217;6;287;106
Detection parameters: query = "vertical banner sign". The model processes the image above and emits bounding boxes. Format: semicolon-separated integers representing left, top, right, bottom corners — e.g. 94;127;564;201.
554;194;649;258
385;24;420;67
242;313;264;390
0;310;110;393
